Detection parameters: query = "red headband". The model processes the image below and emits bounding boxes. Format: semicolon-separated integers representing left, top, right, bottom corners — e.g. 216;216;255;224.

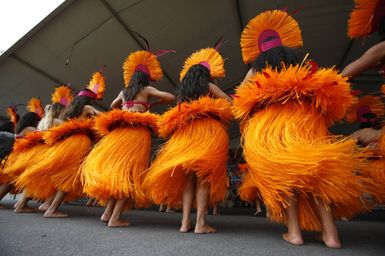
258;30;282;53
77;90;97;99
135;64;150;76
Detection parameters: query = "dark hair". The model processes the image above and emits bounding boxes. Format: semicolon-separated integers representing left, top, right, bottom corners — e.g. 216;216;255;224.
50;103;66;118
176;64;212;102
15;112;40;134
0;121;15;133
379;16;385;42
251;46;305;72
0;131;15;161
122;71;150;102
60;89;94;120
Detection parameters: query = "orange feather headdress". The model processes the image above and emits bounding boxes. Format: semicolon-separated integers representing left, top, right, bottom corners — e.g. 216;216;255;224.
123;32;175;86
345;95;385;123
27;98;44;118
347;0;385;39
240;9;303;64
179;46;225;81
381;83;385;96
6;105;19;127
83;71;106;100
51;85;73;107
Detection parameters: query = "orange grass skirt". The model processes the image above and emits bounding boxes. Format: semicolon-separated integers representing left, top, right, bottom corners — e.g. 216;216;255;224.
238;102;381;231
145;118;229;208
81;110;158;207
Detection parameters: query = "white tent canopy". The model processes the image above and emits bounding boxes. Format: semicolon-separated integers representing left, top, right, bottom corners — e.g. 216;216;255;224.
0;0;383;146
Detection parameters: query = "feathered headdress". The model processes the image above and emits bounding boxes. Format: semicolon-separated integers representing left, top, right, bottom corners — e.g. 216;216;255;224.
78;71;106;100
345;95;385;123
381;83;385;96
123;32;175;86
6;105;19;127
51;85;73;107
347;0;385;39
240;9;303;64
179;38;225;81
27;98;44;118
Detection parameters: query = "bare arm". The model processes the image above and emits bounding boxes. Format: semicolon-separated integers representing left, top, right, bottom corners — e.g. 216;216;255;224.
19;127;36;137
342;41;385;79
241;68;255;84
208;83;232;102
110;91;123;109
83;105;101;117
147;86;175;108
53;118;64;126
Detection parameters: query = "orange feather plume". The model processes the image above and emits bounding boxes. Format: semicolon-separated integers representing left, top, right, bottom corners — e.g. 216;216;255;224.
123;50;163;86
233;64;353;126
6;106;19;127
93;109;159;136
241;10;303;64
179;48;225;81
347;0;384;39
158;96;233;137
27;98;44;118
86;72;106;100
381;84;385;96
43;118;94;145
51;86;73;106
345;95;384;123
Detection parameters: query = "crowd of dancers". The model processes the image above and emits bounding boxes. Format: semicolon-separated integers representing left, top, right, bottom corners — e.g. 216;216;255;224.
1;0;385;249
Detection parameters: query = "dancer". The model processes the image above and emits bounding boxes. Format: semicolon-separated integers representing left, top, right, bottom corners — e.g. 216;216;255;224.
233;9;381;248
145;44;232;233
15;86;73;212
24;72;104;218
82;45;175;227
342;0;385;78
0;99;43;211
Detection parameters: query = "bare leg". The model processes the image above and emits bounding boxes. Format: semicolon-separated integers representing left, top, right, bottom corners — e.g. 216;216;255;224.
0;183;13;202
213;204;219;215
38;195;55;212
101;197;116;222
194;181;216;234
159;204;166;212
165;205;175;213
14;190;35;213
254;198;262;215
314;198;341;249
282;195;304;245
44;191;68;218
180;175;196;233
85;197;93;207
108;197;130;227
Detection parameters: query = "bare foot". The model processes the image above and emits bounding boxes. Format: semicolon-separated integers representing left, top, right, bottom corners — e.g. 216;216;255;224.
100;213;111;223
38;203;51;212
282;233;304;246
44;211;68;218
159;205;166;212
14;206;36;213
194;224;216;234
321;233;341;249
13;201;20;209
108;218;130;227
165;208;175;213
180;221;192;233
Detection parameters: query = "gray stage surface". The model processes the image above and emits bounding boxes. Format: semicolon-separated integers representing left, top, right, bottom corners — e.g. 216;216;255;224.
0;200;384;256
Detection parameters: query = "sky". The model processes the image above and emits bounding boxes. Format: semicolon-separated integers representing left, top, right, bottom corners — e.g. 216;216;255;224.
0;0;65;55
